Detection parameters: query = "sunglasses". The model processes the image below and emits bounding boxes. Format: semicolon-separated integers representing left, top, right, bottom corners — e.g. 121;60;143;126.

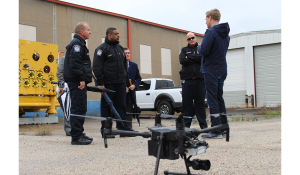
187;36;195;41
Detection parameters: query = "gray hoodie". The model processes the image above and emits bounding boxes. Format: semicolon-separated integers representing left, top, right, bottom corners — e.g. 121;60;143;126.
57;56;65;88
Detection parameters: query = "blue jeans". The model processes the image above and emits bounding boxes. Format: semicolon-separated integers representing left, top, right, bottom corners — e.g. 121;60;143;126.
182;79;207;129
100;82;129;133
204;73;227;133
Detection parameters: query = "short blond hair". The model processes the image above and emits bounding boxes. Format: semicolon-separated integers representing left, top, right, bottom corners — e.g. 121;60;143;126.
206;9;221;21
74;22;88;34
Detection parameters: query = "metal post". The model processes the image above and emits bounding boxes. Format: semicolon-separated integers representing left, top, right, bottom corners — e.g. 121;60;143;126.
251;94;254;108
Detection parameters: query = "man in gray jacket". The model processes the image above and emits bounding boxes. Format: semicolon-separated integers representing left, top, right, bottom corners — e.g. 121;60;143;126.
57;56;71;136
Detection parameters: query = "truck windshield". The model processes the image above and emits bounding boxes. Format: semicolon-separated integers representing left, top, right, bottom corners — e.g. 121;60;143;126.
137;80;151;91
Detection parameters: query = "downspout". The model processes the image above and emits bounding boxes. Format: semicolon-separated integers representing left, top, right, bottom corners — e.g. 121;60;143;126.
253;46;257;107
127;18;132;61
53;3;57;44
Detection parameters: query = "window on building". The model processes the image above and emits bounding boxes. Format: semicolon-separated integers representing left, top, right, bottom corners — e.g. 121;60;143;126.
102;38;105;43
72;33;88;48
19;24;36;41
140;44;152;74
161;48;172;76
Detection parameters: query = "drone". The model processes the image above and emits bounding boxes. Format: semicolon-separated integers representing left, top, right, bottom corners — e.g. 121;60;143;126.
71;86;230;175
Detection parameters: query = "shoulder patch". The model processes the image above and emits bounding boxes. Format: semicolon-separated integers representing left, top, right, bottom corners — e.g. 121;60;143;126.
97;49;102;56
73;45;80;52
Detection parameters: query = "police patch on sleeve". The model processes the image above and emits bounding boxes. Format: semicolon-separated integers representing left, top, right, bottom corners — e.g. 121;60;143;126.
73;45;80;52
97;49;102;56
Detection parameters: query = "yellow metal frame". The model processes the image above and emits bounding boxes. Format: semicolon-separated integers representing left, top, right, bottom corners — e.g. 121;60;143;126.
19;39;60;114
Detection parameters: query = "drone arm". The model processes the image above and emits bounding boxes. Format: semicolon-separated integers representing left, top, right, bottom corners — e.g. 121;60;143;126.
193;123;230;141
110;130;151;138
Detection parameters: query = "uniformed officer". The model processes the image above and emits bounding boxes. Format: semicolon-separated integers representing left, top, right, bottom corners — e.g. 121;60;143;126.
64;22;93;145
179;32;207;129
93;27;131;138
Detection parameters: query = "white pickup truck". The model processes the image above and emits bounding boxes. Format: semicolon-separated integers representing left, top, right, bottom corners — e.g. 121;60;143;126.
136;78;182;115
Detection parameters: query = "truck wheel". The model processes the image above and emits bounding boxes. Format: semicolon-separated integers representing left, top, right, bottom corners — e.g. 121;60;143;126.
157;101;174;115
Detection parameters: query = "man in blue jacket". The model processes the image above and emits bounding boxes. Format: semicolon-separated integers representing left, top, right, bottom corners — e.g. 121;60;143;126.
198;9;230;139
124;48;142;131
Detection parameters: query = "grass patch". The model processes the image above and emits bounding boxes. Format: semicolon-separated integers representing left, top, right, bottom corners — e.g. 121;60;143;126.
253;105;281;117
32;124;53;136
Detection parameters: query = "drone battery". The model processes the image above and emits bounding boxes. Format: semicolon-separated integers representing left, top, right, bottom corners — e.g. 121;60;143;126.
148;140;179;160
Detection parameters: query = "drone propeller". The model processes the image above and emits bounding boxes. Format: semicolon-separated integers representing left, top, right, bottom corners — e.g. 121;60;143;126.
71;114;138;123
126;112;192;119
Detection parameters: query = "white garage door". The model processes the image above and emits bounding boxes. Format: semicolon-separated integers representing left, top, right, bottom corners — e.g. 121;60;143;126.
223;48;246;107
254;43;281;107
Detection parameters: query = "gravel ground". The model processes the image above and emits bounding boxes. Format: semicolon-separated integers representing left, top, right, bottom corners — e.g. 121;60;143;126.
19;116;281;175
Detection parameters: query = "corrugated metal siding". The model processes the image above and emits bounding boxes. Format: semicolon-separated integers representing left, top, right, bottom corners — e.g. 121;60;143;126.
223;91;246;107
254;43;281;107
223;48;246;107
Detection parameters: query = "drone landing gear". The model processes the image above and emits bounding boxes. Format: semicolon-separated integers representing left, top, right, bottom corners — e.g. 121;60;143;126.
161;154;206;175
153;135;206;175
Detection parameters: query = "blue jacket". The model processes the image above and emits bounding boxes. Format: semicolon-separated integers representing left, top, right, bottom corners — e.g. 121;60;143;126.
126;61;142;104
64;34;92;83
198;23;230;76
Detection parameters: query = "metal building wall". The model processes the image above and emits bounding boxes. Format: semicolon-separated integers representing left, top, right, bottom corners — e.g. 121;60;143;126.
224;48;246;107
254;43;281;107
19;0;203;101
227;29;281;107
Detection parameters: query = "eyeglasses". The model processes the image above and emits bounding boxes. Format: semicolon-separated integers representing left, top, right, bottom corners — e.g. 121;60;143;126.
187;36;195;41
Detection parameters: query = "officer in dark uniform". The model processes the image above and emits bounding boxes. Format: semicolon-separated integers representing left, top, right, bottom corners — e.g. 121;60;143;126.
64;22;93;145
179;32;207;129
93;27;131;137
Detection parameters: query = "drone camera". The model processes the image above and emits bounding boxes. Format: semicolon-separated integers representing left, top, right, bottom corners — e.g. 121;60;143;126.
187;159;211;171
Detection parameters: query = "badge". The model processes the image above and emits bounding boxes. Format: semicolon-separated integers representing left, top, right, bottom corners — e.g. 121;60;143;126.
97;49;102;56
74;45;80;52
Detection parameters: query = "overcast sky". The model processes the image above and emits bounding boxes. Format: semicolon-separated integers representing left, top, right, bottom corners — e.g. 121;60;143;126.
61;0;281;36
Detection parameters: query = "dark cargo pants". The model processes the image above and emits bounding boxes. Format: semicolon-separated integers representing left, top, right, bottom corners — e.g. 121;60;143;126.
67;81;87;141
182;79;207;129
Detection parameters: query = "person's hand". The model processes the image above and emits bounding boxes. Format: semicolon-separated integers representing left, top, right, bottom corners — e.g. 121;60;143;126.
126;87;129;93
78;81;85;90
59;87;64;93
129;84;136;91
99;85;105;94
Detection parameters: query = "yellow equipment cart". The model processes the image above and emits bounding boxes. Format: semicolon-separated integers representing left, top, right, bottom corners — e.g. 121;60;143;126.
19;39;60;124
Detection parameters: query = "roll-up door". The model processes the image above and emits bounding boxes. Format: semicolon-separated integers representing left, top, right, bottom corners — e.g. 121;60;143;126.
254;43;281;107
223;48;246;107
